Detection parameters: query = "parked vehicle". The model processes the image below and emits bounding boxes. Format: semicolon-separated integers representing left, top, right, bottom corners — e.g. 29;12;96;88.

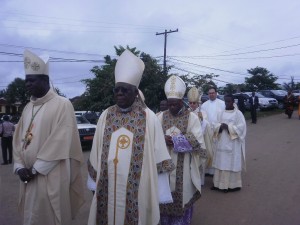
76;115;97;144
232;93;251;110
201;94;209;103
244;92;278;110
259;90;287;109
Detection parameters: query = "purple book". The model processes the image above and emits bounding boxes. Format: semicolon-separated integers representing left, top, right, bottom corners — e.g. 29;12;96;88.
172;133;193;153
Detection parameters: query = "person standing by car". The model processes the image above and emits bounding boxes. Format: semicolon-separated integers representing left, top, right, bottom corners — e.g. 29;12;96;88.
0;115;15;165
298;95;300;120
13;50;85;225
283;90;295;119
249;91;259;124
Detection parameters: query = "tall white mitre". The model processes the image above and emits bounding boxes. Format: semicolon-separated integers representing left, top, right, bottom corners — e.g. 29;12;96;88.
187;87;200;102
164;75;186;99
115;49;145;87
24;49;49;76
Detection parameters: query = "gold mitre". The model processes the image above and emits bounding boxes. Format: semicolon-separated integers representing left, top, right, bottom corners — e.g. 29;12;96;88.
187;87;200;102
115;49;145;87
164;75;186;99
24;49;49;76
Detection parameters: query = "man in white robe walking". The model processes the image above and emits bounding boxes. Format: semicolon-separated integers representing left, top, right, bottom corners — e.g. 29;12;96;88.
201;86;225;176
211;94;246;193
187;87;213;186
87;50;174;225
158;76;206;225
13;50;85;225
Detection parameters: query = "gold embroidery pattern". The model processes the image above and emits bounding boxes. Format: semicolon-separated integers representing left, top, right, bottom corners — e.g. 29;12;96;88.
96;99;146;225
31;62;40;71
160;109;201;216
22;104;44;150
113;134;130;225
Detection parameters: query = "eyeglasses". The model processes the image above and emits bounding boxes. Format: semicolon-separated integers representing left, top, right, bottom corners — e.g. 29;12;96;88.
189;102;198;105
208;92;216;95
113;86;130;94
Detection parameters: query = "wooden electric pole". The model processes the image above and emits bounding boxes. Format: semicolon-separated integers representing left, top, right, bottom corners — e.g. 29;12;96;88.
156;29;178;75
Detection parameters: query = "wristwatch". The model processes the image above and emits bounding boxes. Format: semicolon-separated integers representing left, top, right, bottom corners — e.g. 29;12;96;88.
31;167;37;175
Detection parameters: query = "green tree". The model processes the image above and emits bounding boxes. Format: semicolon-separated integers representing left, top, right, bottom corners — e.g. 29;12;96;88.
80;46;169;112
180;73;218;94
245;67;279;91
5;78;29;107
282;76;296;91
54;87;66;97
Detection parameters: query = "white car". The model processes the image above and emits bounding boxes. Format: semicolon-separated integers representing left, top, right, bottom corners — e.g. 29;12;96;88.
75;115;97;144
244;92;278;109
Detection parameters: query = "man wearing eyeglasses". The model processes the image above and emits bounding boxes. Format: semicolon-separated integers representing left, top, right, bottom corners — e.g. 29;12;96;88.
187;87;213;186
201;86;225;177
87;50;174;225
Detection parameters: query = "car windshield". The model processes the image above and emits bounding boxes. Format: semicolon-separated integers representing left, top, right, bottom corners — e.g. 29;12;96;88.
255;93;265;98
272;90;287;95
76;116;90;124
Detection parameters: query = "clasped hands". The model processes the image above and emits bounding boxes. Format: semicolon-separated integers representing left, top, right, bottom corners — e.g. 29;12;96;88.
219;123;229;133
17;168;36;183
165;133;186;147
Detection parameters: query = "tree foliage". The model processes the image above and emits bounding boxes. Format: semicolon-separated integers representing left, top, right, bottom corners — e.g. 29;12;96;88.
78;46;169;112
282;76;296;91
5;78;29;107
180;73;218;95
245;67;279;91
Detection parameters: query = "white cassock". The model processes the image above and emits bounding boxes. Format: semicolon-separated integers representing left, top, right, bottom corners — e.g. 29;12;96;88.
212;107;246;189
201;98;225;175
191;108;213;185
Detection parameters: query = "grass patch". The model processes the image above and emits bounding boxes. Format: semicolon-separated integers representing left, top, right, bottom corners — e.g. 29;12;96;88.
243;109;284;120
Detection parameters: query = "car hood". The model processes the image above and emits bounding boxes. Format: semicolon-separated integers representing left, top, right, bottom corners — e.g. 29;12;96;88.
77;123;97;129
258;97;278;103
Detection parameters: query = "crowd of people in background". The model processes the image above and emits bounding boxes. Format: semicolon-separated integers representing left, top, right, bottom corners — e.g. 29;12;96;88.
0;48;299;225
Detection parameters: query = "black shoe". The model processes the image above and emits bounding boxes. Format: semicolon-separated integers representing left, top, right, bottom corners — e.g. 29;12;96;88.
205;173;214;177
229;187;241;192
210;186;219;191
223;189;229;193
1;162;8;165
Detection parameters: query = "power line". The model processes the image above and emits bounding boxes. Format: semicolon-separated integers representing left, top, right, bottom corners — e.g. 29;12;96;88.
169;43;300;58
156;29;179;75
168;57;248;76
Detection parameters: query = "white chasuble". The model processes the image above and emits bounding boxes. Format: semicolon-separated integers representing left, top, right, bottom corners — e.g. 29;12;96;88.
107;127;133;225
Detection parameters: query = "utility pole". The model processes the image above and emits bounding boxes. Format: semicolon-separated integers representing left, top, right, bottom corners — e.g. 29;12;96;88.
156;29;178;75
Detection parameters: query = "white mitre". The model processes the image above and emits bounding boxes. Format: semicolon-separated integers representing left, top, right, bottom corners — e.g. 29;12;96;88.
115;49;145;87
138;89;145;102
164;75;186;99
24;49;49;76
187;87;200;102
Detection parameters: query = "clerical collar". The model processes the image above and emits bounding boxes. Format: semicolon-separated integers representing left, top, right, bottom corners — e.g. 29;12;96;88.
30;89;56;106
117;106;132;113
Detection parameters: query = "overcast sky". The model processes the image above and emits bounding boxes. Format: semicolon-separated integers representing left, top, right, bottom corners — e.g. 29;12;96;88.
1;0;300;98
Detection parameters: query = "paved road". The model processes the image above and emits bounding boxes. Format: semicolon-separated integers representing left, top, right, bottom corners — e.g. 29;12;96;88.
0;112;299;225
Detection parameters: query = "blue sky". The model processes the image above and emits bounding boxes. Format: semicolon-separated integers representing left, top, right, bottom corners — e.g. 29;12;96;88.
1;0;300;97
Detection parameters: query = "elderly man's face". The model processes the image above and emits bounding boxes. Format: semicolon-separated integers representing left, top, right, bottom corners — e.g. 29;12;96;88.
25;75;49;98
167;98;183;116
114;82;138;109
189;101;199;111
160;100;168;111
